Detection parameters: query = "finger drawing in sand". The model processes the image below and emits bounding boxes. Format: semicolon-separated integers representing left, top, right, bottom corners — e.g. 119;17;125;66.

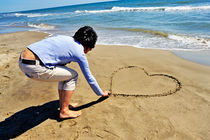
110;66;182;97
19;26;111;119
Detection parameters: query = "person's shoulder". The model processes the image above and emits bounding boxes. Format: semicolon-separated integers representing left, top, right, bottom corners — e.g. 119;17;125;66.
74;45;86;61
53;35;72;40
51;35;77;45
42;35;71;41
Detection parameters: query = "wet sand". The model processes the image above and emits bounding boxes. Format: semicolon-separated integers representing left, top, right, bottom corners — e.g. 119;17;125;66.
0;31;210;140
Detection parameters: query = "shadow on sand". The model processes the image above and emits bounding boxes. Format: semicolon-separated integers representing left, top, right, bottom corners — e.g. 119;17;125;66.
0;96;108;139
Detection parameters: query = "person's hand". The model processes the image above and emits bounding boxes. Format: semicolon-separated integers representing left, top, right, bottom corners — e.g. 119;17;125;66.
102;90;111;97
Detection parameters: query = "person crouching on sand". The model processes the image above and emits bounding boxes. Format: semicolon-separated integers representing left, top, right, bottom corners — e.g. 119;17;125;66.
19;26;111;119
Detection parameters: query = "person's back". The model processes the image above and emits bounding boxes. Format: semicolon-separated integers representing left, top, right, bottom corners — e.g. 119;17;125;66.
27;35;82;67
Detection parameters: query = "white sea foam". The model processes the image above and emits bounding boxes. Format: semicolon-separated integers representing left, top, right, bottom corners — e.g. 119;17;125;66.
96;28;210;51
113;5;210;11
27;23;55;30
14;13;52;18
75;5;210;13
75;9;112;14
168;34;210;48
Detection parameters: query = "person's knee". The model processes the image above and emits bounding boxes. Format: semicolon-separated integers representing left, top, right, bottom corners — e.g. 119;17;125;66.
71;69;78;80
60;68;78;91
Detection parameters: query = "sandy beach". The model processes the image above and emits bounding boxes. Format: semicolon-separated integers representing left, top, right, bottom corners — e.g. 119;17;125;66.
0;31;210;140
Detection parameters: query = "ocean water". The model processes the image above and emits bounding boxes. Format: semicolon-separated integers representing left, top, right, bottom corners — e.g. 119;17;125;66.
0;0;210;52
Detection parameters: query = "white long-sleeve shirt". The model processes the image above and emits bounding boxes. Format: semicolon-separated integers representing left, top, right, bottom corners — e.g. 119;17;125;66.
27;35;103;96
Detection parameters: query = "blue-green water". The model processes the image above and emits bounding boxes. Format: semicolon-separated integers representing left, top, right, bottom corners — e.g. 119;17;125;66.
0;0;210;51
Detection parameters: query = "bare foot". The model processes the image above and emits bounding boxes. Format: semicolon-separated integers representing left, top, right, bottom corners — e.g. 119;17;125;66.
60;110;82;119
69;103;78;108
59;103;78;110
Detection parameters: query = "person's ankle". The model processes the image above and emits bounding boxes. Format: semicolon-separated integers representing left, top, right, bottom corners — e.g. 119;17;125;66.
60;107;69;113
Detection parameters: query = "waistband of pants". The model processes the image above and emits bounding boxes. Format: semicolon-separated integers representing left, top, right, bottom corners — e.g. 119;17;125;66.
20;57;44;66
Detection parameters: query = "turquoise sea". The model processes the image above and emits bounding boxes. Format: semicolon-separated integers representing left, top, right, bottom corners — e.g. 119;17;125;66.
0;0;210;64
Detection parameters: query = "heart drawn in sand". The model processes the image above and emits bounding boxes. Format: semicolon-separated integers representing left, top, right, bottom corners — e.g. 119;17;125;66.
110;66;181;97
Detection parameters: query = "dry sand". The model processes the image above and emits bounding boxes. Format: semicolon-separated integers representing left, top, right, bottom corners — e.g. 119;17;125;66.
0;31;210;140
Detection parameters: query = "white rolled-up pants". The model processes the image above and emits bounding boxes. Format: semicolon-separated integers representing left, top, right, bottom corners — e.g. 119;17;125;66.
19;59;78;91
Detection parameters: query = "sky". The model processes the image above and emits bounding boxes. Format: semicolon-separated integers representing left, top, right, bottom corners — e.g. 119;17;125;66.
0;0;115;13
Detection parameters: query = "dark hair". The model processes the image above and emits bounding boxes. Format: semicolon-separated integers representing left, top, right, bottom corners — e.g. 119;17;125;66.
73;26;97;49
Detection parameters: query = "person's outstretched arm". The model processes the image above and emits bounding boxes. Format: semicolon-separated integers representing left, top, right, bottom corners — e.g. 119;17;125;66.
77;53;110;96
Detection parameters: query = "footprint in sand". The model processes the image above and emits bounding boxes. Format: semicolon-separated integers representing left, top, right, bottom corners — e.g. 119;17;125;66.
0;44;6;46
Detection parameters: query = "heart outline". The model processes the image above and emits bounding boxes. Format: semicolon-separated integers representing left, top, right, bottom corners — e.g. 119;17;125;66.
110;66;182;97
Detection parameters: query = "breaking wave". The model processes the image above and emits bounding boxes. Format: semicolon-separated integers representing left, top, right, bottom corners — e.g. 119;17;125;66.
27;23;56;30
75;5;210;13
168;34;210;48
108;27;210;48
14;13;53;18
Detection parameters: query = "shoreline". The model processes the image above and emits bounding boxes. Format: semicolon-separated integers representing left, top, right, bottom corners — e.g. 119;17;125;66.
1;31;210;139
1;31;210;67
